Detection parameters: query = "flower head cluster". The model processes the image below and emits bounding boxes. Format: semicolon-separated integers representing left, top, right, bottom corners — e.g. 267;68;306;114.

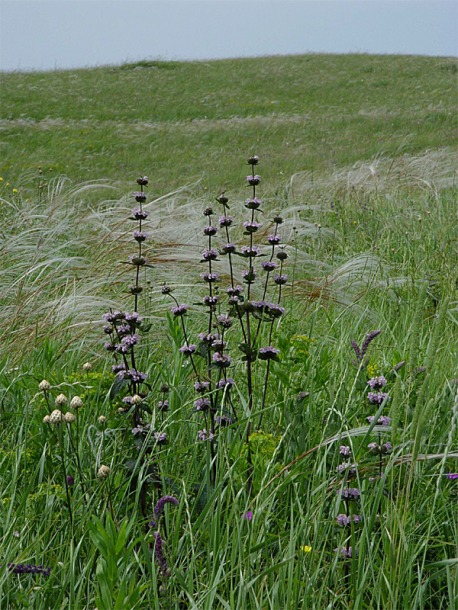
3;563;51;577
367;415;391;426
336;513;362;527
368;391;390;405
367;376;387;390
197;429;215;442
338;487;361;501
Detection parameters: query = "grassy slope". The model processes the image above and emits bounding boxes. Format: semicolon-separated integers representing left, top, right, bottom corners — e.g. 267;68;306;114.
1;54;457;195
0;55;457;609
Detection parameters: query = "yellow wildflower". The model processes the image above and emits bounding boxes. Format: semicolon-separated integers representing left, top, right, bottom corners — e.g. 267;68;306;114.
300;545;312;553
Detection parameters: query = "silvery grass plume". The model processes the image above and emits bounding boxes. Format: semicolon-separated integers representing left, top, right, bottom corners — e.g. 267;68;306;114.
288;147;458;198
0;178;123;354
90;181;412;319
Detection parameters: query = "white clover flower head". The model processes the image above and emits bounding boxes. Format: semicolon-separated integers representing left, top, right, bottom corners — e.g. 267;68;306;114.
98;415;107;424
55;393;67;406
64;412;76;424
97;465;110;479
82;362;92;371
43;415;51;423
49;409;64;424
70;396;83;409
38;380;51;392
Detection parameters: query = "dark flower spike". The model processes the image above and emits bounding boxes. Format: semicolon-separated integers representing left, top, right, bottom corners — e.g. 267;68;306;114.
351;329;382;365
3;563;51;577
245;197;262;210
153;531;170;576
247;175;261;186
219;215;233;227
361;329;382;357
136;176;149;186
153;495;179;519
258;346;280;361
133;191;147;203
338;488;361;500
131;208;149;220
247;155;259;165
216;192;229;207
334;546;356;559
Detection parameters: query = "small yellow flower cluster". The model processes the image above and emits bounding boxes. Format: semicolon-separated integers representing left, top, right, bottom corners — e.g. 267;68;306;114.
367;363;379;377
0;177;19;194
300;545;312;553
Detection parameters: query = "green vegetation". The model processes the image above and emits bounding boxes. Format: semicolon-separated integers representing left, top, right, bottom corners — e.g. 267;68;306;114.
0;54;457;609
1;54;457;193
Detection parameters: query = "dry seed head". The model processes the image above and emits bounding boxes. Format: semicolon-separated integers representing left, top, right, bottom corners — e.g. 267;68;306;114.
55;393;67;406
38;380;51;392
82;362;92;372
97;465;110;479
70;396;83;409
43;415;51;424
49;409;64;424
98;415;107;424
131;394;143;405
64;412;76;424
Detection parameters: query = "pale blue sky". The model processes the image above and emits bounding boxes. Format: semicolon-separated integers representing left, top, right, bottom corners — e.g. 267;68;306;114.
1;0;457;72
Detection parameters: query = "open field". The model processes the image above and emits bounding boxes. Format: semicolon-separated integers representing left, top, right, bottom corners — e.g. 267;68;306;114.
0;54;457;609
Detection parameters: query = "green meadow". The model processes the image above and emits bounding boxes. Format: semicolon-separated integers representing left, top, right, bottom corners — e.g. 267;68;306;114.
0;54;457;609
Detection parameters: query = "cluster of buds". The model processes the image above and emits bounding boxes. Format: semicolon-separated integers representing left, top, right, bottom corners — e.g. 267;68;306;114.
366;375;392;475
148;495;179;577
40;384;83;425
334;444;362;561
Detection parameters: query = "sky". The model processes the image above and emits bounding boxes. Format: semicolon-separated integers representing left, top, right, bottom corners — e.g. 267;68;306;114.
1;0;457;72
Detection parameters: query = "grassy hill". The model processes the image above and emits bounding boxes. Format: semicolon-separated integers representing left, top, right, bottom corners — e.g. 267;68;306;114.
1;54;457;195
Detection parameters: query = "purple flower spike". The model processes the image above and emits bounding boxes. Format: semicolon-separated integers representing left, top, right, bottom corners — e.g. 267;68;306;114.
219;215;233;227
132;208;149;220
338;488;361;500
221;243;236;254
367;376;387;390
4;563;51;577
367;415;391;426
446;473;458;480
245;197;262;210
246;175;261;186
267;234;281;245
133;230;148;242
195;397;211;412
133;191;147;203
243;221;261;233
202;248;219;261
212;353;231;368
273;273;288;285
171;304;188;317
153;531;170;576
368;392;390;405
258;346;280;361
334;546;355;559
262;261;278;272
243;510;253;521
180;344;197;356
154;495;179;518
